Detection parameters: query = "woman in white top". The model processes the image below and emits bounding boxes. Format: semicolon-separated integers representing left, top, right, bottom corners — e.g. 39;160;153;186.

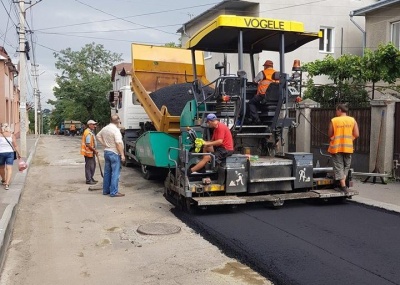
0;123;20;190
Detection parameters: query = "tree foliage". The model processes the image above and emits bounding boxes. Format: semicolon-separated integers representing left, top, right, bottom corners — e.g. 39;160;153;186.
164;41;181;48
302;43;400;106
49;42;122;128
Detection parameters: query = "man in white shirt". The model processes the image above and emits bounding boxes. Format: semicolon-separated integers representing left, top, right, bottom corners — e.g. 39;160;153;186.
96;115;126;197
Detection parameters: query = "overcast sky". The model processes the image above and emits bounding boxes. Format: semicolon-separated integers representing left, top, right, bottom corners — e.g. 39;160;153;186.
0;0;219;109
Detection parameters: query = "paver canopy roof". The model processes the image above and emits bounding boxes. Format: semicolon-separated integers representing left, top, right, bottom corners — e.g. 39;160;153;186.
186;15;321;54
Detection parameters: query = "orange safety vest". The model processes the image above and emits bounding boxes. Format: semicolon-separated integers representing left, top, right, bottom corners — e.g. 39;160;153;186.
328;116;356;154
80;128;95;157
257;68;277;95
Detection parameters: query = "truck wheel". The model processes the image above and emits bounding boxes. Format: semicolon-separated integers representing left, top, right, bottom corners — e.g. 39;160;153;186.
141;165;155;180
181;196;195;214
271;199;284;208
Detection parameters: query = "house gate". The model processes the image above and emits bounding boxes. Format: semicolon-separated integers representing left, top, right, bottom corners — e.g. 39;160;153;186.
394;102;400;180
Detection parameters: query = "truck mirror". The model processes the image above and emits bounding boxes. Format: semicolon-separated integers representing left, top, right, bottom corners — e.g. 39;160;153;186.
108;91;115;103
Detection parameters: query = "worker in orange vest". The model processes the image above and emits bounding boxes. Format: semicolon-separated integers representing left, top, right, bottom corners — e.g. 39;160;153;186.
81;120;98;184
328;104;359;193
248;60;277;124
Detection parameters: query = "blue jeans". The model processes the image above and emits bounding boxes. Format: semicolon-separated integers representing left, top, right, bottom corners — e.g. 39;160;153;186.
103;151;121;196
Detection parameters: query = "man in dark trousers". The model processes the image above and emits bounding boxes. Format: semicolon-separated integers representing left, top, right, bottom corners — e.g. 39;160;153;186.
328;104;359;192
80;120;98;184
248;59;277;124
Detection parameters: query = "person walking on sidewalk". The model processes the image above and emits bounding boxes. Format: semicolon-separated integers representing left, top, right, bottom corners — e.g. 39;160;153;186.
0;123;21;190
81;120;98;185
328;104;359;192
96;115;126;197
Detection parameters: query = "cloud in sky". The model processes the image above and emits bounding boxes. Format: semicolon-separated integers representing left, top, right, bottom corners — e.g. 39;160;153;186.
0;0;219;109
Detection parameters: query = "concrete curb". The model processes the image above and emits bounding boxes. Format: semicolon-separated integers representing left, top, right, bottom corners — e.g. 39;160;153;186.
0;137;39;271
0;204;16;271
351;197;400;213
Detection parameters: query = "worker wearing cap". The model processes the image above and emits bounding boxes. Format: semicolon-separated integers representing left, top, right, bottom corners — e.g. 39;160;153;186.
189;114;234;174
249;60;277;124
81;119;98;184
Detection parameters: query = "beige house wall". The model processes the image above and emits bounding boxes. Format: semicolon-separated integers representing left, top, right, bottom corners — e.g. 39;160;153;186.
0;48;20;137
364;3;400;49
180;0;376;83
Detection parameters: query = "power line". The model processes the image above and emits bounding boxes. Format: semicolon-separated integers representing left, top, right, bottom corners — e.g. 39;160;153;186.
73;0;178;36
0;0;18;27
0;0;17;48
33;41;59;52
259;0;329;13
33;31;170;45
36;23;182;35
34;2;218;31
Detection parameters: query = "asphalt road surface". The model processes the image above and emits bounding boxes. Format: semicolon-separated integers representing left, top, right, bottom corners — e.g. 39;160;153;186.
175;201;400;285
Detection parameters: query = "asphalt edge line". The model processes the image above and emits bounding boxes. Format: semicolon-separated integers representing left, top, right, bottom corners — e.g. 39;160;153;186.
351;197;400;213
0;136;40;274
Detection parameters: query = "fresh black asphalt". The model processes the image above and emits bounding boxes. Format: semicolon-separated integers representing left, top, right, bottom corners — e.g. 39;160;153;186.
175;200;400;285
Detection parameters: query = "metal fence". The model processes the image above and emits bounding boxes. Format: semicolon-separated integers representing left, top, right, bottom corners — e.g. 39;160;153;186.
394;102;400;179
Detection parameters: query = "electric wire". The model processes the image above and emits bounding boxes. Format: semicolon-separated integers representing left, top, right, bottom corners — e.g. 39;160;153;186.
297;108;330;138
34;2;219;31
32;32;169;45
73;0;179;36
36;23;182;35
0;0;17;49
33;41;59;52
0;0;17;27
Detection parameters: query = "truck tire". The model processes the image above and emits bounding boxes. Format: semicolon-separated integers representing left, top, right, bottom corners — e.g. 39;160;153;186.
141;164;155;180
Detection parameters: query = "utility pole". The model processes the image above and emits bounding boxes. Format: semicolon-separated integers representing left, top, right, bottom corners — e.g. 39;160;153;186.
34;87;38;136
32;63;39;137
38;96;42;134
18;0;27;157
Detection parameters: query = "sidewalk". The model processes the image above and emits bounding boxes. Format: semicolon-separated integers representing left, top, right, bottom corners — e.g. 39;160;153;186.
0;136;399;278
0;134;38;270
351;178;400;212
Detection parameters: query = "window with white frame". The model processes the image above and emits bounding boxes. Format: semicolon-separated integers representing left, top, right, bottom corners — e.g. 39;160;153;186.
204;51;212;59
391;21;400;49
319;27;334;53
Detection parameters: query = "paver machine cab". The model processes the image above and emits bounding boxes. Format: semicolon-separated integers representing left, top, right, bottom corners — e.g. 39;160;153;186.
163;15;358;211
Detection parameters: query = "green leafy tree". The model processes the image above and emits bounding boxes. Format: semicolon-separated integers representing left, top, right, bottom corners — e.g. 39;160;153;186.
302;43;400;106
165;41;181;48
49;42;122;127
361;43;400;99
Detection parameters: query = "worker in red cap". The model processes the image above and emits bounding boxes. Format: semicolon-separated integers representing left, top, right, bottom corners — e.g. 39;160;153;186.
248;60;277;124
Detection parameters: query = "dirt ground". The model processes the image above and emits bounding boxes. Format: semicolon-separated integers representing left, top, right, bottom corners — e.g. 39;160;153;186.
0;136;272;285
